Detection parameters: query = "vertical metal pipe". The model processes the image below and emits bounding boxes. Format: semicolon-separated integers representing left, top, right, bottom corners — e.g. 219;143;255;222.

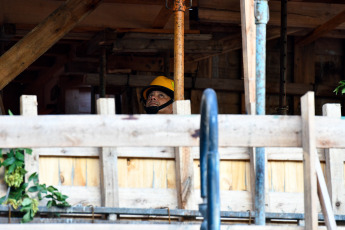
279;0;288;115
255;0;269;226
173;0;185;101
99;47;107;98
199;88;220;230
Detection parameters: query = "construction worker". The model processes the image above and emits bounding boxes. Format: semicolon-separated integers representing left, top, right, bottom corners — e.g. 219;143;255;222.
141;76;174;114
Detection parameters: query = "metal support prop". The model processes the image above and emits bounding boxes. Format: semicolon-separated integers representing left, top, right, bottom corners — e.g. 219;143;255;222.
279;0;288;115
199;89;220;230
173;0;185;101
255;0;269;226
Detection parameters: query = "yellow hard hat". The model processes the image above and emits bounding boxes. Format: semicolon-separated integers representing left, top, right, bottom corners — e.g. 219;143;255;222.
141;76;175;100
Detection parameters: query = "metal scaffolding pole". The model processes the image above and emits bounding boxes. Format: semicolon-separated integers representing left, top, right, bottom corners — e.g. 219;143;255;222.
173;0;186;101
255;0;269;226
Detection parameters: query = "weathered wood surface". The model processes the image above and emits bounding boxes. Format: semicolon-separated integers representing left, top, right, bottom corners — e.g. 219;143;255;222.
173;100;195;209
323;104;345;215
21;95;39;187
97;98;119;210
0;114;344;148
1;223;343;230
0;0;104;90
240;0;256;115
301;92;318;229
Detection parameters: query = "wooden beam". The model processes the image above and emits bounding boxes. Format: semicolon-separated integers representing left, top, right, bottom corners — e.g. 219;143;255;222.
173;100;195;209
0;113;345;148
97;98;119;220
20;95;39;188
323;104;345;214
0;0;104;90
84;73;338;97
198;2;345;29
296;9;345;46
315;151;337;230
240;0;256;115
152;6;173;29
300;92;318;229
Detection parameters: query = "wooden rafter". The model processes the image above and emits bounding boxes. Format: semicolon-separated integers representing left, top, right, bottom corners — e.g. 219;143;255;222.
0;0;104;90
296;9;345;46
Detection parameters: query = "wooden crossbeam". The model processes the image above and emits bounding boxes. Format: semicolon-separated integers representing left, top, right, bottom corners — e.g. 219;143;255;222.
152;6;173;29
0;0;104;90
296;9;345;46
0;114;345;148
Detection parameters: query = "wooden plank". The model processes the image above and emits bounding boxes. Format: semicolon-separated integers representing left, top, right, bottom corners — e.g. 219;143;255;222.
20;95;39;185
296;9;345;46
84;74;337;97
323;104;345;214
240;0;256;115
173;100;195;209
300;91;318;229
0;224;342;230
96;98;119;211
0;0;104;90
152;6;173;29
315;151;337;230
0;114;345;148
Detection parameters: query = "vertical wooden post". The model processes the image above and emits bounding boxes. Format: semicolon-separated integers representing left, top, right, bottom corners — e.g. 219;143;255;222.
173;100;195;209
20;95;39;184
240;0;256;210
240;0;256;115
300;91;318;229
323;104;345;214
97;98;119;220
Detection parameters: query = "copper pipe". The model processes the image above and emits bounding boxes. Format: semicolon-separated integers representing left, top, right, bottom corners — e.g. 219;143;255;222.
173;0;185;101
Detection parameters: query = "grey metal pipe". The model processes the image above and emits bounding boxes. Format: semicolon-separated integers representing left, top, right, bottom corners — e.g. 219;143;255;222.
255;0;269;226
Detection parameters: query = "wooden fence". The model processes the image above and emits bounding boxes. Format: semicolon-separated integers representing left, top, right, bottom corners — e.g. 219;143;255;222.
0;92;344;229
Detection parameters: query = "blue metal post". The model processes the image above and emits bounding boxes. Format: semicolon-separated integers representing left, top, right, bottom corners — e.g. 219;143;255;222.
255;0;269;226
199;88;220;230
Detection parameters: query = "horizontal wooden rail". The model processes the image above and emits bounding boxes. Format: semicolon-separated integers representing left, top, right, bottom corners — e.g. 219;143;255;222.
0;115;343;148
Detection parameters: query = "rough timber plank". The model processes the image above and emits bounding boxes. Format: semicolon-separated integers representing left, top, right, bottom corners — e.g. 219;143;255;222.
323;104;345;214
300;92;318;229
97;98;119;209
0;224;341;230
0;114;345;148
20;95;39;185
315;152;337;229
0;0;104;90
173;100;195;209
240;0;256;115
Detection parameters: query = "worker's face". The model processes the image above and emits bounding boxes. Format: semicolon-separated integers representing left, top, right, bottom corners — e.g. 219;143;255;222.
146;90;173;114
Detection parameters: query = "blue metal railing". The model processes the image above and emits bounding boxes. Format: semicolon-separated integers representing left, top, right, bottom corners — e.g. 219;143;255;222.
199;89;220;230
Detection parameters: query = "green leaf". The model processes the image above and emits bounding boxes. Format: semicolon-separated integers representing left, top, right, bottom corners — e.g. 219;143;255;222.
21;198;32;206
22;211;32;223
0;149;3;158
0;195;6;204
25;148;33;155
47;186;57;193
15;151;24;161
28;173;38;183
7;163;16;174
45;195;54;199
46;200;53;208
28;186;39;192
8;110;13;116
2;157;15;167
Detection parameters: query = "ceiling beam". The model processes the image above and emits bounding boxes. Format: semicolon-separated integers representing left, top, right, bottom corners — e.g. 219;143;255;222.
296;9;345;46
0;0;104;90
152;6;173;29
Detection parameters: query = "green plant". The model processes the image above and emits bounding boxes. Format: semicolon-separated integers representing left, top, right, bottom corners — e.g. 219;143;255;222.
334;80;345;95
0;148;70;223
